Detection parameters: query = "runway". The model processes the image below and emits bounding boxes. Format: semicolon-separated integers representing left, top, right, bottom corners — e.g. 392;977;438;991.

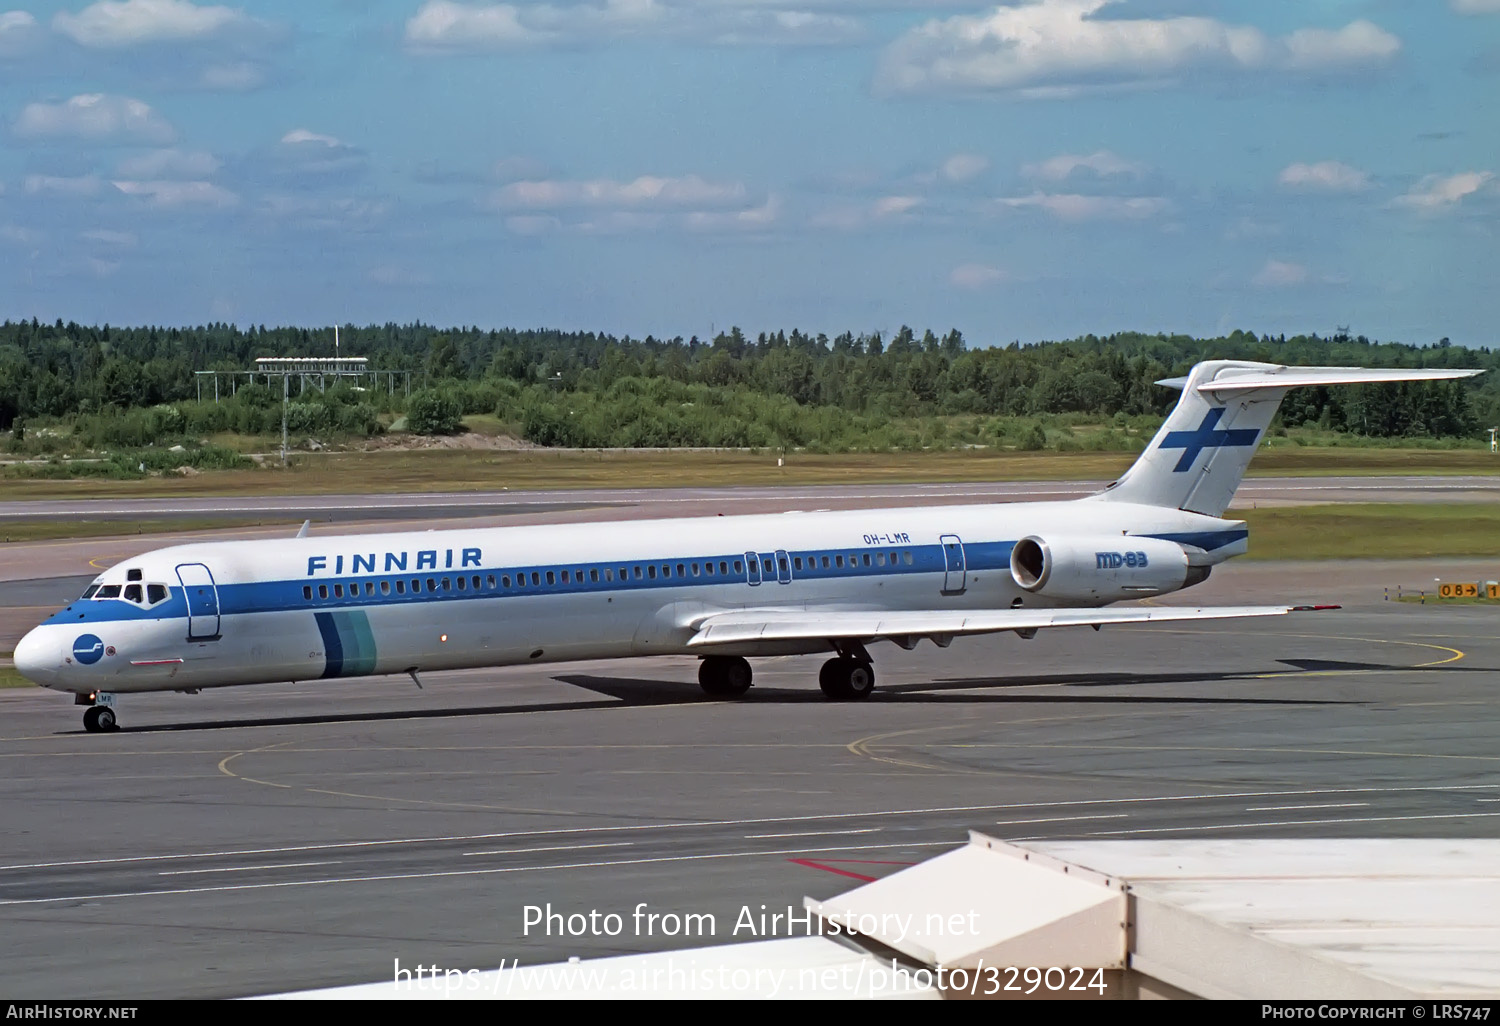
0;599;1497;997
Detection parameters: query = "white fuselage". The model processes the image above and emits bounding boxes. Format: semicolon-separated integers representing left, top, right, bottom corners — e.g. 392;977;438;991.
15;498;1244;696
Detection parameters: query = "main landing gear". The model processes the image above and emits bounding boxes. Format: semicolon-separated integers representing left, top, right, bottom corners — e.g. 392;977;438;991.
78;692;119;733
697;645;878;701
818;657;876;700
699;655;753;698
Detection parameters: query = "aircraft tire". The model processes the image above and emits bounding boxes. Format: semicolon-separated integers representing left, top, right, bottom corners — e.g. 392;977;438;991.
82;706;101;733
820;658;875;700
699;656;752;698
95;707;118;732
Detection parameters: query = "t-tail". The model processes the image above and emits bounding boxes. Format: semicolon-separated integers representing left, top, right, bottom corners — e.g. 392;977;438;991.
1090;359;1484;517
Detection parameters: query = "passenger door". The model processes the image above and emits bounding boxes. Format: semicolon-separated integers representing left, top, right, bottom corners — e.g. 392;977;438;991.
175;563;221;640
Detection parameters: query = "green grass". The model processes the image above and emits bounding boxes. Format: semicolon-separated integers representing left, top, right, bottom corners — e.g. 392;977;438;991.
0;517;276;543
0;662;36;689
0;446;1497;500
1238;504;1500;560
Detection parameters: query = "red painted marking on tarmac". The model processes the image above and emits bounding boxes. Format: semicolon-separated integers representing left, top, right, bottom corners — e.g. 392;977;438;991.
787;858;916;882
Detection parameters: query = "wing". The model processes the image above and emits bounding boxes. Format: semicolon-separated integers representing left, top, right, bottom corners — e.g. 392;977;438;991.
686;604;1324;649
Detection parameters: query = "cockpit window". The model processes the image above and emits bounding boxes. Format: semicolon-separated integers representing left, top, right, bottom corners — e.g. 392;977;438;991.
147;584;168;605
123;584;143;604
81;585;100;600
95;585;122;599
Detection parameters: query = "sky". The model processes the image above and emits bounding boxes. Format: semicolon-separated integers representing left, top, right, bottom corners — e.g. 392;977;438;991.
0;0;1496;346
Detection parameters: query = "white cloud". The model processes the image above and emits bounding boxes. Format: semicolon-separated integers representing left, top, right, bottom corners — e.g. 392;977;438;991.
811;194;927;230
878;0;1400;97
116;148;221;179
112;179;238;209
493;174;747;210
995;191;1168;221
264;129;368;179
950;263;1009;289
1252;259;1309;288
1277;161;1369;192
940;154;989;182
24;174;104;197
13;94;176;144
911;153;990;186
406;1;547;49
53;0;255;49
404;0;861;51
1451;0;1500;14
1023;150;1145;182
0;10;42;58
684;195;780;231
1394;171;1493;210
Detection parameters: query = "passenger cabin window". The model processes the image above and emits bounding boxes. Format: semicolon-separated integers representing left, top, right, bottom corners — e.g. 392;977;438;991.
561;570;569;584
733;560;743;573
704;563;714;576
604;568;614;582
647;565;656;579
303;586;313;600
502;575;512;588
590;569;599;583
793;557;803;570
903;551;913;565
821;556;830;568
397;580;406;594
334;584;344;598
487;575;496;589
835;556;844;568
381;581;391;595
457;576;467;591
318;585;329;599
531;572;540;586
546;571;555;586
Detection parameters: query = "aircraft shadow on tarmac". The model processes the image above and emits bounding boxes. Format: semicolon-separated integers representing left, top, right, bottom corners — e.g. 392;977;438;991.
76;656;1476;734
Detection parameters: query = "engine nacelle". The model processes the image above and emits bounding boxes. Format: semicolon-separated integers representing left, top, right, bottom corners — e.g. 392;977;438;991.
1009;534;1192;602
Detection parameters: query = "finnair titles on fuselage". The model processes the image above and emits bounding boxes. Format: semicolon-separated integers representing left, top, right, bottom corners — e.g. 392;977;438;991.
14;360;1484;732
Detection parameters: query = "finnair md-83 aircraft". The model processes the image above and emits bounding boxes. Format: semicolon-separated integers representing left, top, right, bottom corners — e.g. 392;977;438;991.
14;359;1483;732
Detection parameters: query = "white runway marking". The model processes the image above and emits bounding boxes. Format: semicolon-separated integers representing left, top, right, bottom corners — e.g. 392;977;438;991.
462;842;636;857
159;861;336;876
1243;802;1371;812
0;841;959;907
1;783;1495;873
742;829;881;839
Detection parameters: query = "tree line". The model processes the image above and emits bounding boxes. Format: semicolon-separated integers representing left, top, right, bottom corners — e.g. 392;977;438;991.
1;319;1494;450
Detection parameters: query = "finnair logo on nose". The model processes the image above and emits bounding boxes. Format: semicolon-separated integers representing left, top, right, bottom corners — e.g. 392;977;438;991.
72;634;105;665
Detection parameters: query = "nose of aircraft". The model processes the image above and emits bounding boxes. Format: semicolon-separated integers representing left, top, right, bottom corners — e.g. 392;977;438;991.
13;627;60;686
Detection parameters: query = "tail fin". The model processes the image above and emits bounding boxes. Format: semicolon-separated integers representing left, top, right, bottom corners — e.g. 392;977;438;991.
1091;360;1484;516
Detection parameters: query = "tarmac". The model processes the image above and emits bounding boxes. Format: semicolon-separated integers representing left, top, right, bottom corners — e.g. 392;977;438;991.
0;480;1496;998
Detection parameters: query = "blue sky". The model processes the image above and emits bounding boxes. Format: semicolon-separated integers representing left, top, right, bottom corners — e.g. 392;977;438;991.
0;0;1496;346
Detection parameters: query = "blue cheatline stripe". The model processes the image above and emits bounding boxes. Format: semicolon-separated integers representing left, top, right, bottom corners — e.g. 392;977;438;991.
47;531;1245;626
315;612;344;678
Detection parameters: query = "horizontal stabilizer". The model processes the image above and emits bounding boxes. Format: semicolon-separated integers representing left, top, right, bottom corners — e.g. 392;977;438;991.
1195;366;1482;395
687;604;1306;648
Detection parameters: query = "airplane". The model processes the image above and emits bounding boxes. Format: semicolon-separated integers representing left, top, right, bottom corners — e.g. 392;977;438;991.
12;359;1484;732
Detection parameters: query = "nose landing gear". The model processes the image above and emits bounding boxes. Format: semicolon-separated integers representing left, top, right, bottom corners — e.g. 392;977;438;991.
79;693;119;733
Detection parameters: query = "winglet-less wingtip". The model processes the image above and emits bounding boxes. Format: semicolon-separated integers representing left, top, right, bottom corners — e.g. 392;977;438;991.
295;520;311;539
